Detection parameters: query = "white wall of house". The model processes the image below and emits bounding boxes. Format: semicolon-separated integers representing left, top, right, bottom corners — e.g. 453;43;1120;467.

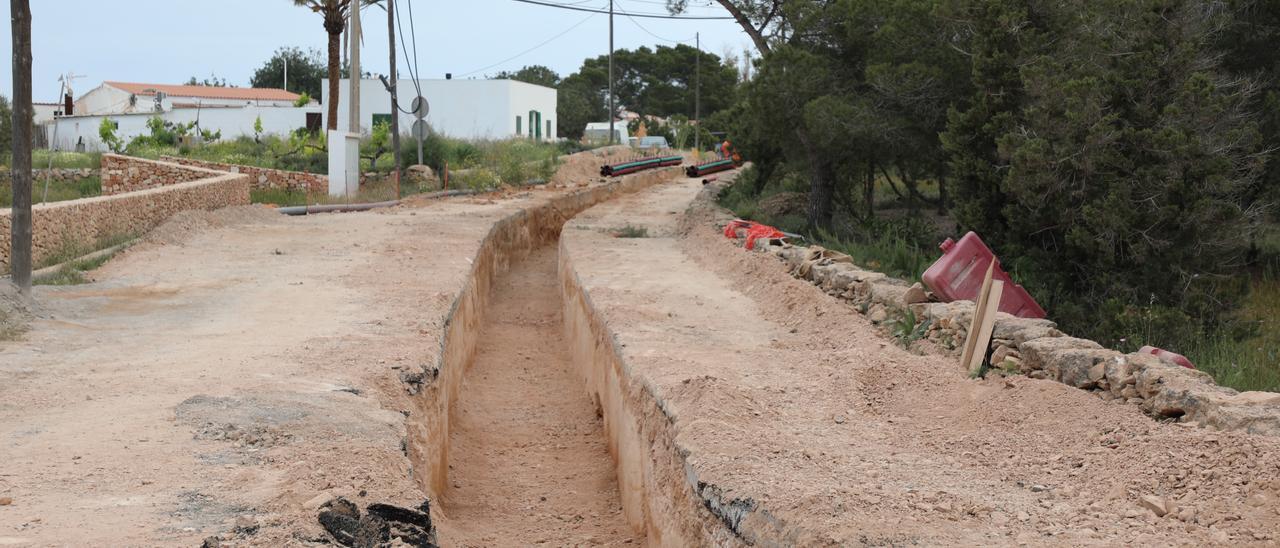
48;105;322;152
325;78;557;141
33;103;62;125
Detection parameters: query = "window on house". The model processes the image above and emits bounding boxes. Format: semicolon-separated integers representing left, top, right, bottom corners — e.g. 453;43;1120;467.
516;115;522;136
305;113;322;133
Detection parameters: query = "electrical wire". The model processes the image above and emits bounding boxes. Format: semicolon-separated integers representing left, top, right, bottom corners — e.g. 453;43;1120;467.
509;0;733;19
392;0;424;116
615;2;695;44
455;11;600;78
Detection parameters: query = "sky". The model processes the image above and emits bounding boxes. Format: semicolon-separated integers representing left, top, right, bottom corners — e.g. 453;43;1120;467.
0;0;754;101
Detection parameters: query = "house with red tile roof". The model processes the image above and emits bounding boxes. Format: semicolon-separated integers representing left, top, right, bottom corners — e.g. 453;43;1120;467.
74;81;304;116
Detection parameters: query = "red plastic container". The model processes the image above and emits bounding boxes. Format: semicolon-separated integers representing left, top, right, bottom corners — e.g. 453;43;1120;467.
921;231;1047;319
1138;346;1196;370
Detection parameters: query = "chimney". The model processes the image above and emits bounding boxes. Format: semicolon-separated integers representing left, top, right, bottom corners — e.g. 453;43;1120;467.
445;73;452;80
64;92;73;116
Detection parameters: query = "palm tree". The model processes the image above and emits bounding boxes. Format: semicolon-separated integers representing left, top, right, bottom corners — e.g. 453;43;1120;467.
293;0;353;131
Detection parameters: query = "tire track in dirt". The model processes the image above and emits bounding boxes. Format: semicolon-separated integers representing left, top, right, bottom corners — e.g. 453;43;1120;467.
436;245;642;546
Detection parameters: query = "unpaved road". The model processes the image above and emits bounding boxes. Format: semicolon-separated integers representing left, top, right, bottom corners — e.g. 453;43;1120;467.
0;196;544;546
562;174;1280;545
2;165;1279;547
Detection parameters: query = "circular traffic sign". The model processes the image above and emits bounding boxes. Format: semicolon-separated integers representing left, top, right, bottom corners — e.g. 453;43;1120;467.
411;119;430;139
410;96;429;119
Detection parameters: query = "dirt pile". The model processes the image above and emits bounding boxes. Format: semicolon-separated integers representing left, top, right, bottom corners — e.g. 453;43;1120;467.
144;204;284;246
549;146;631;187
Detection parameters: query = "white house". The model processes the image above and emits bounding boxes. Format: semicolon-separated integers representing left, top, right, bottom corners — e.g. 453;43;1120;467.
74;81;302;115
43;81;321;152
325;78;557;141
584;122;628;144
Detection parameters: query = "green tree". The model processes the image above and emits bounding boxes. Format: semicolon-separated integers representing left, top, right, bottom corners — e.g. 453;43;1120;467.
493;65;561;88
251;46;329;99
945;0;1262;345
184;73;232;87
98;118;123;153
0;95;12;163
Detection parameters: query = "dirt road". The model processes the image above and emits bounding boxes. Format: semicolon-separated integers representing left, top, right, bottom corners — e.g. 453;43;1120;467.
561;174;1280;545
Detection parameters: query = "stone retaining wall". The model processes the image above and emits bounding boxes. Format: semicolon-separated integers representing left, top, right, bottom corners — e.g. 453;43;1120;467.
0;158;249;271
161;156;327;193
0;168;99;184
715;185;1280;437
100;154;216;195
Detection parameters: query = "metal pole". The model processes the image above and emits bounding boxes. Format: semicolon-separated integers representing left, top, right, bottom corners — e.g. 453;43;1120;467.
608;0;615;145
388;0;401;197
695;32;700;153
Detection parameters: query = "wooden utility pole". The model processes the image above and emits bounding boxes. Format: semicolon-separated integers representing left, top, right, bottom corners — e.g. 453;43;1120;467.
388;0;401;194
10;0;33;294
695;32;701;153
608;0;615;145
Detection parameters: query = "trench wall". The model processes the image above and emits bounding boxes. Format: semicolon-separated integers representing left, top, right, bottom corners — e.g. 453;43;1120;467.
403;168;696;533
0;157;248;272
707;181;1280;437
558;240;751;546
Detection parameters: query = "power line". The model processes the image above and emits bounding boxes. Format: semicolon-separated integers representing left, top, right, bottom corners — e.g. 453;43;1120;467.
510;0;733;19
457;11;600;78
615;3;695;44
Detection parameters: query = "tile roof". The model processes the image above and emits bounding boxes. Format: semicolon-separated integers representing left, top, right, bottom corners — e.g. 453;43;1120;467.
104;81;300;102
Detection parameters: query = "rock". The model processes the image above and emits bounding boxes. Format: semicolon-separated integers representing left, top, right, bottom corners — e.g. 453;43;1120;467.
902;283;929;305
1138;495;1168;517
867;304;888;323
1019;337;1103;372
1047;349;1122;388
1245;492;1269;507
234;515;260;535
0;497;11;506
1030;485;1049;493
305;491;337;511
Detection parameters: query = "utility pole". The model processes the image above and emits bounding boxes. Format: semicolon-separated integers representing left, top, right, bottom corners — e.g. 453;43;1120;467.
695;32;701;153
10;0;32;294
608;0;615;145
388;0;401;194
284;56;289;92
348;1;361;134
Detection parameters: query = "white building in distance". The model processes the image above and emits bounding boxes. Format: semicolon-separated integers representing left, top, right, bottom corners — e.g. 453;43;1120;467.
74;81;302;115
326;78;557;141
47;81;320;152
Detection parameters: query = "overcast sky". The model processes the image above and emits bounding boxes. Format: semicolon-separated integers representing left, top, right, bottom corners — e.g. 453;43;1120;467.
0;0;752;101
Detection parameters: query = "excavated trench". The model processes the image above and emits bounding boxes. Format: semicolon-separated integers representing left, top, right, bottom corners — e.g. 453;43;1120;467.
401;168;730;545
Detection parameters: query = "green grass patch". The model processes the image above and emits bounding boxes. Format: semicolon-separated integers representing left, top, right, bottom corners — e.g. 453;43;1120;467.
24;150;102;170
0;176;101;207
35;232;136;271
611;224;650;238
35;251;119;286
1182;277;1280;392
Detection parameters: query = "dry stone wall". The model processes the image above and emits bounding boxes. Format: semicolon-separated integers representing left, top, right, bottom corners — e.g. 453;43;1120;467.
0;168;98;184
714;190;1280;437
100;154;218;195
0;158;249;271
161;156;327;193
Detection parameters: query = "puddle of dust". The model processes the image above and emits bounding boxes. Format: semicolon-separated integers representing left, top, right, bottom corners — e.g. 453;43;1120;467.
438;245;643;546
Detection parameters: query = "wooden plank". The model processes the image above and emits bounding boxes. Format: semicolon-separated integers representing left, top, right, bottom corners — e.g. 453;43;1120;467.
967;280;1005;378
958;261;997;371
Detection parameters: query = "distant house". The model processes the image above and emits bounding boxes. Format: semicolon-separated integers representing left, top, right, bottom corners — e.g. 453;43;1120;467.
584;122;628;145
327;78;557;141
47;81;321;152
74;81;303;115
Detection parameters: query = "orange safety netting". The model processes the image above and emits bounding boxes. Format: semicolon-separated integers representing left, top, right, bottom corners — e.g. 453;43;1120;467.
723;219;785;250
